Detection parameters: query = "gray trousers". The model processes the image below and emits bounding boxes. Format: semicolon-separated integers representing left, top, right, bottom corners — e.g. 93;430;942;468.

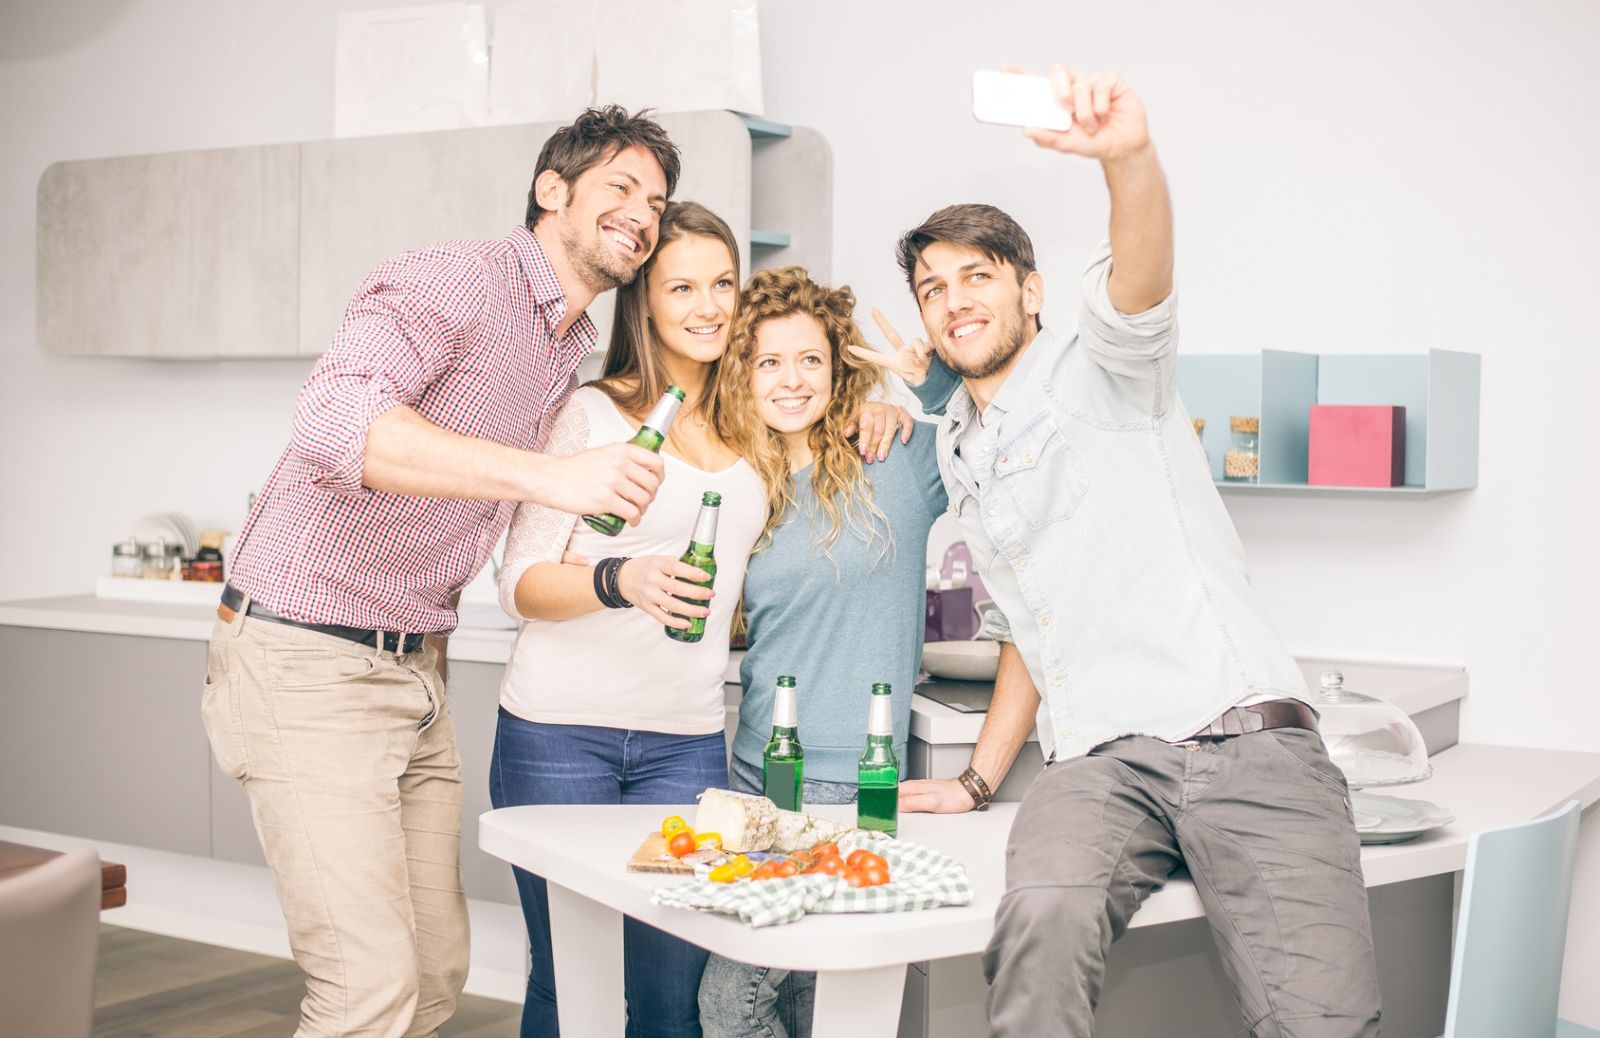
985;728;1381;1038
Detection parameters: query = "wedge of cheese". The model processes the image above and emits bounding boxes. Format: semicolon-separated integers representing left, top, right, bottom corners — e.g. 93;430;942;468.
695;789;779;852
694;788;859;853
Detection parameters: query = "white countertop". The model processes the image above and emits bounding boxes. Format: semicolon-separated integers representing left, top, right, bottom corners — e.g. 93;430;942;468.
0;595;1467;739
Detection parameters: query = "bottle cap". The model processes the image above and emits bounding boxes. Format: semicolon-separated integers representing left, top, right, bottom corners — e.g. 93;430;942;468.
702;491;722;507
667;385;686;401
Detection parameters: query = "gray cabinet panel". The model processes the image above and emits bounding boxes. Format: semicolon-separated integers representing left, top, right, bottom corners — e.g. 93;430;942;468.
37;145;300;357
446;658;518;905
0;627;211;854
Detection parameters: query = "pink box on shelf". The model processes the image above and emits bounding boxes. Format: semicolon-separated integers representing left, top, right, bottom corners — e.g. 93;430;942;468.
1308;405;1406;487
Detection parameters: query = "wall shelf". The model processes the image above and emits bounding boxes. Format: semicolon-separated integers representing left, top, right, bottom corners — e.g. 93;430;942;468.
735;113;793;140
749;229;792;248
1176;349;1480;493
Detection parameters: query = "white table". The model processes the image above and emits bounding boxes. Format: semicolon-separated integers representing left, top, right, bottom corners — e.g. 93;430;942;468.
478;744;1600;1036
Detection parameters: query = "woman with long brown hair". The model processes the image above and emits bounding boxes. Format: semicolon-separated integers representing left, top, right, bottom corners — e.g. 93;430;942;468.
491;201;767;1038
700;267;948;1038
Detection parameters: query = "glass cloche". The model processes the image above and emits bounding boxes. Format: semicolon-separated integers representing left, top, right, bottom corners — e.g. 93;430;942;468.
1315;669;1431;788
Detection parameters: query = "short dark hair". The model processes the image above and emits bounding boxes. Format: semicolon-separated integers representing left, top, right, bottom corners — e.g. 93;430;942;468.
525;106;681;229
895;203;1038;289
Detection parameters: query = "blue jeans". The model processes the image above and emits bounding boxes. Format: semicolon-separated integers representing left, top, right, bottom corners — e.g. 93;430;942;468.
698;756;856;1038
490;710;729;1038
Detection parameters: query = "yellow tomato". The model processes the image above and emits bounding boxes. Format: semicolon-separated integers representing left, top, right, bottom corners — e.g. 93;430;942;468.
694;832;722;850
708;862;740;884
661;815;690;838
730;855;756;877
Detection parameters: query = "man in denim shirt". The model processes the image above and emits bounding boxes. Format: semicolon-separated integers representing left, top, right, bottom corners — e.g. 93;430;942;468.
855;67;1380;1037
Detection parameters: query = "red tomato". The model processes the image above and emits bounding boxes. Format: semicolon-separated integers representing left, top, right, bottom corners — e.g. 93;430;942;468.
810;841;840;859
847;850;887;872
774;860;799;878
861;864;891;887
667;831;697;858
844;868;869;888
814;857;846;876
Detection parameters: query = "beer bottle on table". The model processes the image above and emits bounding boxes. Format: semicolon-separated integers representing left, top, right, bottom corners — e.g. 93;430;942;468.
857;682;899;836
583;386;686;537
665;491;719;643
763;675;805;812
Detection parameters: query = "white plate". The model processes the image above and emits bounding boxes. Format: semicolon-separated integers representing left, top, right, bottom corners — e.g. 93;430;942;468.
921;640;1000;682
1351;791;1454;845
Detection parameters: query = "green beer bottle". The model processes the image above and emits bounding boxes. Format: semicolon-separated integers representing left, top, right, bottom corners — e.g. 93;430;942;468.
583;386;686;537
762;675;805;812
857;682;899;837
665;491;719;643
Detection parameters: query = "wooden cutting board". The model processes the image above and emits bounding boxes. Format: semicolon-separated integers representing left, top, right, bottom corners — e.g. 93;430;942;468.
626;832;695;875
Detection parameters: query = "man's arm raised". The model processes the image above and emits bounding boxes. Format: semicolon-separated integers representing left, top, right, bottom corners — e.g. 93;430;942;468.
900;641;1041;814
1020;66;1174;314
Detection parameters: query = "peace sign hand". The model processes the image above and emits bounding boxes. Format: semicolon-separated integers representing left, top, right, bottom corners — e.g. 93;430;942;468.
846;308;935;388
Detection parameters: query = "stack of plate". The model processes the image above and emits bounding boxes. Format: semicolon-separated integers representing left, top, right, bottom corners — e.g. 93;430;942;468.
132;512;199;557
1351;791;1454;844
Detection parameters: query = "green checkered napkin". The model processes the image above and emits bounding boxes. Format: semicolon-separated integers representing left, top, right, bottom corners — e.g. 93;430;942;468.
649;830;974;928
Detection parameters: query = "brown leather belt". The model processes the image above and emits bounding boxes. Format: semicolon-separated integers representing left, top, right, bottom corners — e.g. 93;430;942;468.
217;584;428;655
1187;698;1318;740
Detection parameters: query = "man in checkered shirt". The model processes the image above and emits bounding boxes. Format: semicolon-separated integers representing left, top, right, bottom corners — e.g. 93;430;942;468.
202;106;679;1038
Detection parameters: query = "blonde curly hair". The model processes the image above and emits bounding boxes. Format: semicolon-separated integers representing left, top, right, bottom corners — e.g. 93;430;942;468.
714;266;892;562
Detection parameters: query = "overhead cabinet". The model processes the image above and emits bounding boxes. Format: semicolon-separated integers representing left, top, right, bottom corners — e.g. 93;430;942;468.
37;112;831;359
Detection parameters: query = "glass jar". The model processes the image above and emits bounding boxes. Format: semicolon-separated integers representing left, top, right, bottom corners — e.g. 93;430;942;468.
141;538;183;580
111;538;143;578
1224;416;1260;483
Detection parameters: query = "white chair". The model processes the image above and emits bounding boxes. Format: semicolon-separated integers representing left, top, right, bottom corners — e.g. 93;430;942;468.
0;848;101;1038
1439;800;1599;1037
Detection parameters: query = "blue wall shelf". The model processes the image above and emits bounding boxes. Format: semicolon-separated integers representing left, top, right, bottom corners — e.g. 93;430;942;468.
1176;349;1480;494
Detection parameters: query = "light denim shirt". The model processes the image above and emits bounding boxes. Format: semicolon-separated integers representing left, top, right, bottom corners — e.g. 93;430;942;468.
914;241;1309;762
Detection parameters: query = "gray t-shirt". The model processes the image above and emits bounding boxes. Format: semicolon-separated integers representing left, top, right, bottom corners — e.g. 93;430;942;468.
733;425;947;784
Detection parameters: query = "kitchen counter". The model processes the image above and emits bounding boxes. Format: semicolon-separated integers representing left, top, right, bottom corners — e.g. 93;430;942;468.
0;594;1468;748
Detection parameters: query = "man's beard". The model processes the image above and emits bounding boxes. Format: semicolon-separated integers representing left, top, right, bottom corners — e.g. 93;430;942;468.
561;218;640;293
937;304;1030;380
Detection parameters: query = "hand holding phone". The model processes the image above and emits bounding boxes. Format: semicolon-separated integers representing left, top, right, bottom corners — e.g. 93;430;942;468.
971;70;1072;132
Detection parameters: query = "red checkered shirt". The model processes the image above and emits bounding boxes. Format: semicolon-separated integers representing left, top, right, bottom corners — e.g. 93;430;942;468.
228;227;596;634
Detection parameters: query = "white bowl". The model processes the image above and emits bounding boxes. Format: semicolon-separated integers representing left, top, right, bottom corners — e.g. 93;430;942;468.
921;639;1000;682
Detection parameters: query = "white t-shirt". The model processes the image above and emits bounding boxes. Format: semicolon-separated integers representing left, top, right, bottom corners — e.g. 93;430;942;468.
497;385;766;735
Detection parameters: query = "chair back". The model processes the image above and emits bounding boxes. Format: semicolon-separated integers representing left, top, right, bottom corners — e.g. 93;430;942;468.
0;847;101;1038
1443;800;1582;1038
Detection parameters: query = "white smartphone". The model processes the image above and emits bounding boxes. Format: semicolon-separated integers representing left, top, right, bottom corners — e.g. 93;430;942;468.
971;69;1073;132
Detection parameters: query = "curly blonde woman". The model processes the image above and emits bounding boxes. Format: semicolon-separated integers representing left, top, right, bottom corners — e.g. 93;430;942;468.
699;267;948;1038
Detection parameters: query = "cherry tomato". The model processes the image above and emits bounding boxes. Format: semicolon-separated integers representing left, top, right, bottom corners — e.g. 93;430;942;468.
661;815;689;838
861;864;891;887
844;868;869;888
814;857;846;877
774;860;799;878
810;841;840;859
750;861;779;881
667;831;697;858
849;851;887;873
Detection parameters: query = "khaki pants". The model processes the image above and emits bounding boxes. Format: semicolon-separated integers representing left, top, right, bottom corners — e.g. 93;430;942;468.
201;608;470;1038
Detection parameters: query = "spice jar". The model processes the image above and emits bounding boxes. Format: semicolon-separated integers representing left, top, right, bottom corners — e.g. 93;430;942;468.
1191;417;1205;439
112;538;143;578
1224;416;1260;483
141;538;184;580
191;530;227;583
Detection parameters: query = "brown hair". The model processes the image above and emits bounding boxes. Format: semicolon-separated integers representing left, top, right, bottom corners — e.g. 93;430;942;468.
715;266;892;561
593;201;742;428
896;203;1041;329
524;106;681;228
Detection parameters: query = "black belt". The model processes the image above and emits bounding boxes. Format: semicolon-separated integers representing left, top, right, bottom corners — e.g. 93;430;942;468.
219;584;428;655
1187;698;1318;740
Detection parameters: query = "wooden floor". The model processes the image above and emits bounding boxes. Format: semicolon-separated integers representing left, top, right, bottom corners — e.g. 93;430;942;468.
93;926;520;1037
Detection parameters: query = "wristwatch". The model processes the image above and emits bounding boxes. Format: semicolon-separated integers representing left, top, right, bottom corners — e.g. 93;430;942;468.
957;767;994;811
